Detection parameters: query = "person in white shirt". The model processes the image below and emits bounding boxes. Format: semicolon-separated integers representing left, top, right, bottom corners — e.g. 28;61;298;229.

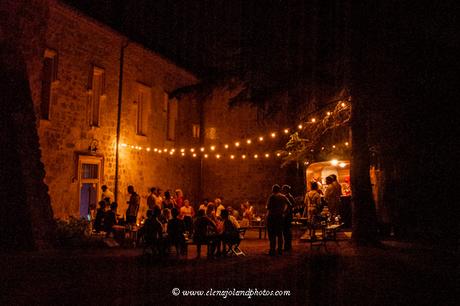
215;197;225;217
101;185;114;204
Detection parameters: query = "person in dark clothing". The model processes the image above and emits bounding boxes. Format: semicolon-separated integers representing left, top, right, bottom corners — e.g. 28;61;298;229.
141;207;164;255
93;201;106;233
282;185;296;251
193;209;217;259
220;210;240;255
104;202;118;236
167;208;186;256
126;185;140;225
266;184;289;256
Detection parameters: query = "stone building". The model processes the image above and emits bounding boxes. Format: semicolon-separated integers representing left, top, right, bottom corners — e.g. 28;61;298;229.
36;1;201;219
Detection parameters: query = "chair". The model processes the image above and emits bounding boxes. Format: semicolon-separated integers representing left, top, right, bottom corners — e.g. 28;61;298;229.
224;228;246;256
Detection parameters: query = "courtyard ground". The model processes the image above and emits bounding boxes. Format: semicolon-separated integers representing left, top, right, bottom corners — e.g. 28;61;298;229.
0;230;457;305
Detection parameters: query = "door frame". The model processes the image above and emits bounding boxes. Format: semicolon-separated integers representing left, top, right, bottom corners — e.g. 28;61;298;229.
78;155;103;218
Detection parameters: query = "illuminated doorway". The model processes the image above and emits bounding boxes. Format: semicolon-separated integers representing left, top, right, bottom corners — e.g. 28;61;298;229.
78;156;102;220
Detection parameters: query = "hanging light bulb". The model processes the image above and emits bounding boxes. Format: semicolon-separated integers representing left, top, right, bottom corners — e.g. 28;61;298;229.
146;147;151;152
210;145;215;151
341;102;346;107
200;147;205;152
298;124;303;129
284;128;289;134
246;139;252;144
216;154;221;159
265;153;269;158
258;136;264;141
276;152;281;157
339;162;346;168
180;148;185;152
270;132;276;138
235;142;240;147
331;159;339;166
224;144;229;149
345;142;349;146
163;148;168;152
311;118;316;123
204;154;208;158
190;148;195;152
332;145;336;149
154;148;158;152
327;111;331;116
121;143;127;147
181;152;185;156
230;155;235;159
192;153;197;157
254;154;258;159
242;154;246;159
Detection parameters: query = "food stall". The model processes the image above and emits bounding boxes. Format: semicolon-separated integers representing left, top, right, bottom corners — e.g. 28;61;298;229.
306;160;352;227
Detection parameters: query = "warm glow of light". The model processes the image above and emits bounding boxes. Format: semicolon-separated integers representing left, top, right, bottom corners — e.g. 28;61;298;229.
204;154;208;158
230;155;235;159
246;139;251;144
339;162;346;168
131;145;135;149
332;145;336;149
321;147;325;150
284;129;289;134
158;150;162;154
235;142;240;147
345;142;349;146
341;102;346;107
138;147;142;150
265;153;269;158
121;143;127;147
327;111;331;116
210;146;215;151
180;148;185;152
216;154;221;159
298;124;303;129
242;154;246;159
311;118;316;123
200;147;205;152
276;153;281;157
254;154;258;159
224;144;229;149
146;147;151;152
288;152;292;155
181;152;185;156
331;159;339;166
258;136;264;141
170;148;175;152
190;148;195;152
192;153;197;157
169;151;174;155
163;148;167;152
271;132;276;138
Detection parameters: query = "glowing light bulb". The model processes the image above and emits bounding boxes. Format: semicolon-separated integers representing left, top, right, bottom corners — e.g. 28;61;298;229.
192;153;197;157
235;142;240;147
271;132;276;138
332;145;336;149
224;144;229;149
331;159;339;166
169;151;174;155
345;142;349;146
298;124;303;129
276;153;281;157
216;154;221;159
180;148;185;152
204;154;208;158
311;118;316;123
242;155;246;159
258;136;264;141
163;148;168;152
327;111;331;116
190;148;195;152
131;145;134;149
230;155;235;159
284;129;289;134
288;152;292;155
121;143;127;147
181;152;185;156
146;147;151;152
321;147;325;150
210;146;215;151
265;153;269;158
254;154;258;159
170;148;175;152
154;148;158;152
138;147;142;150
247;139;252;144
200;147;205;152
339;162;346;168
341;102;346;107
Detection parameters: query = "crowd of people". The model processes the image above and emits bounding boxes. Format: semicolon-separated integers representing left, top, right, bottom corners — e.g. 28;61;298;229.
92;176;343;258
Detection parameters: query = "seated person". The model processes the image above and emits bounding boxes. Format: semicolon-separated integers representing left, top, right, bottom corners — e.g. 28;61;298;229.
104;202;118;236
141;207;164;255
193;209;217;259
167;208;186;256
93;201;106;233
220;210;241;254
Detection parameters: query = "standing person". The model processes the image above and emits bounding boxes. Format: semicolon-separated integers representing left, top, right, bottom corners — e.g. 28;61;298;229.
167;208;186;256
175;189;184;209
281;185;296;251
155;188;163;208
266;184;289;256
324;176;341;216
305;182;322;240
180;199;194;233
147;187;158;211
215;197;225;217
126;185;140;225
162;190;176;210
101;185;114;205
104;202;118;236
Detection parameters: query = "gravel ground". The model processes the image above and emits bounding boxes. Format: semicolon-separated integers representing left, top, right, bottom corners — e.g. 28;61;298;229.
0;231;457;306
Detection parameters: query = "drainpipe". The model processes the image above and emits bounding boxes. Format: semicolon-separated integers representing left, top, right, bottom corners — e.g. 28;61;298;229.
114;39;129;202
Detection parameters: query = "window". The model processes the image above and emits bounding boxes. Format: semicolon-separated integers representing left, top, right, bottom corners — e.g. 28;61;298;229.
136;84;150;136
89;66;105;127
40;49;58;120
192;124;200;138
167;98;178;141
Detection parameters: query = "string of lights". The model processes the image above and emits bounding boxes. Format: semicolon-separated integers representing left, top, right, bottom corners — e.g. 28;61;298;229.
118;101;351;160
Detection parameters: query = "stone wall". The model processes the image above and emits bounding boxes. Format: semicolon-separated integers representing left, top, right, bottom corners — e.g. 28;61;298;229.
200;88;292;213
37;1;201;219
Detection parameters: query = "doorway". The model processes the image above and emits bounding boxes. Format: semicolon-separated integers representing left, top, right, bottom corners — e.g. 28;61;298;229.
78;156;102;220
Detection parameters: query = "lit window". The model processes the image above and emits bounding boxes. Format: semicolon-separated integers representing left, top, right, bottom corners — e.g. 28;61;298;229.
40;49;58;120
192;124;200;138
